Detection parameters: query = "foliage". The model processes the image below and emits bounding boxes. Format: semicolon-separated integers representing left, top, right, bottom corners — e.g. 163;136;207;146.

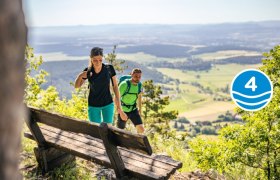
105;45;127;73
189;45;280;179
177;116;190;124
200;126;217;135
24;45;50;106
142;80;182;139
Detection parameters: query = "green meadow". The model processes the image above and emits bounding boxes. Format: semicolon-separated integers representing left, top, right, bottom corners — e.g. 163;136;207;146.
194;50;261;61
157;63;262;121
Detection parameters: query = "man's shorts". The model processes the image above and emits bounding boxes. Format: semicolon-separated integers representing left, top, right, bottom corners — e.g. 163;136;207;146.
117;109;143;129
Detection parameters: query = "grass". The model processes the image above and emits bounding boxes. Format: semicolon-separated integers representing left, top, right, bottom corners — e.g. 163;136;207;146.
194;50;261;61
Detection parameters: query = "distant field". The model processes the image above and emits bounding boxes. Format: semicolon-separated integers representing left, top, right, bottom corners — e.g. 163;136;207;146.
38;50;261;64
195;50;261;61
157;63;262;121
179;101;236;122
117;52;186;63
157;63;261;89
37;51;187;63
36;52;88;61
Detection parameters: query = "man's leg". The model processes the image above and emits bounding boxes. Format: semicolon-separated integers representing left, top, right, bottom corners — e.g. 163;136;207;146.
130;109;144;134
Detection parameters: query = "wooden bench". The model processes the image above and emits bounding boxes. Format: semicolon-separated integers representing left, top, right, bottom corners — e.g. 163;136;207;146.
24;106;182;179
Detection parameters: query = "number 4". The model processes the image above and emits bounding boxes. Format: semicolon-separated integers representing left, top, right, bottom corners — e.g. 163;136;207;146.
245;77;257;92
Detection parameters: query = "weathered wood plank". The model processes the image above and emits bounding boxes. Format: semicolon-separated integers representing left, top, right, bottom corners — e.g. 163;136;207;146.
120;150;181;174
42;131;170;176
25;132;167;179
99;123;128;179
26;128;179;177
29;107;101;139
40;125;179;172
150;154;182;169
34;133;112;167
45;138;165;179
41;130;108;157
25;109;47;147
109;125;152;155
34;147;75;172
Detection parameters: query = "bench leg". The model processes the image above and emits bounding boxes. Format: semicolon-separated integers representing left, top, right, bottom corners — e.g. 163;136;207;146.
34;147;76;174
99;123;129;180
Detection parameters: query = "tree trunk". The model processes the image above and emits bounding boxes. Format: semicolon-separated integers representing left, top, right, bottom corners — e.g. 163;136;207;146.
0;0;27;179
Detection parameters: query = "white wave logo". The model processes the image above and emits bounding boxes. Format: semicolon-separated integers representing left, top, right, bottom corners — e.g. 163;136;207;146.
230;69;273;111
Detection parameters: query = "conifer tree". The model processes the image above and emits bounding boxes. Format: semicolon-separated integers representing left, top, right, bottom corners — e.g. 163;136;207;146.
142;80;178;137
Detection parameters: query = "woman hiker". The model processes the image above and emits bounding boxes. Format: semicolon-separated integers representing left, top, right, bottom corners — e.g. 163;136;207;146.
74;47;127;124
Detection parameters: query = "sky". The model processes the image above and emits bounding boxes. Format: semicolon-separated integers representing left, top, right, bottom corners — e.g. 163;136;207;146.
23;0;280;27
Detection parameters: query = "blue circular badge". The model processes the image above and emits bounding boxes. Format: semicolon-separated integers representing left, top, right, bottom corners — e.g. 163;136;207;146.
230;69;273;111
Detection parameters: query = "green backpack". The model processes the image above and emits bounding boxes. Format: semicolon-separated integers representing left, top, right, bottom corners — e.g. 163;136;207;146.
118;75;142;97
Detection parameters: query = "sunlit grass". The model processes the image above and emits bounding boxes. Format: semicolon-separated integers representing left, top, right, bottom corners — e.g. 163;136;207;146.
195;50;261;61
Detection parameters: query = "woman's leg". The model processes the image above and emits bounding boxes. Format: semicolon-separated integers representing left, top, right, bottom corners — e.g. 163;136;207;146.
88;106;102;123
101;103;114;124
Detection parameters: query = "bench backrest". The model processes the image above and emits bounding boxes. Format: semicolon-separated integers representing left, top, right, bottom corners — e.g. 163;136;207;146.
27;106;152;155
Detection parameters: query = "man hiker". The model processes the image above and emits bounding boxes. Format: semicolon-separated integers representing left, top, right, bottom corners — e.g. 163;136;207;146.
117;68;144;134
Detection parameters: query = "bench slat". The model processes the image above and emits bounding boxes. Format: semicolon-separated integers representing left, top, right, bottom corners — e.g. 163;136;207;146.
25;131;169;179
25;124;181;178
39;127;173;176
29;107;152;155
30;107;101;139
40;125;181;171
108;125;152;155
24;132;111;166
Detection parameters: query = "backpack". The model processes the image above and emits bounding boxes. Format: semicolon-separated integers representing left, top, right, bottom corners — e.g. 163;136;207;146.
87;64;114;89
118;75;142;97
119;75;142;110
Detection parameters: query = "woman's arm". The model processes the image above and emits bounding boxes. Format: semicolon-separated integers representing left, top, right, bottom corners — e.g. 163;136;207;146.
112;76;122;111
74;71;87;88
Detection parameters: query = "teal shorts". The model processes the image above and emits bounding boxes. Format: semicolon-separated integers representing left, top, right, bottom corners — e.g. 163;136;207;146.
88;103;114;124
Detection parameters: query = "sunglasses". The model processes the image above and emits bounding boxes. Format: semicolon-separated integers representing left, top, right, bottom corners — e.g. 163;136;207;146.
92;59;102;63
